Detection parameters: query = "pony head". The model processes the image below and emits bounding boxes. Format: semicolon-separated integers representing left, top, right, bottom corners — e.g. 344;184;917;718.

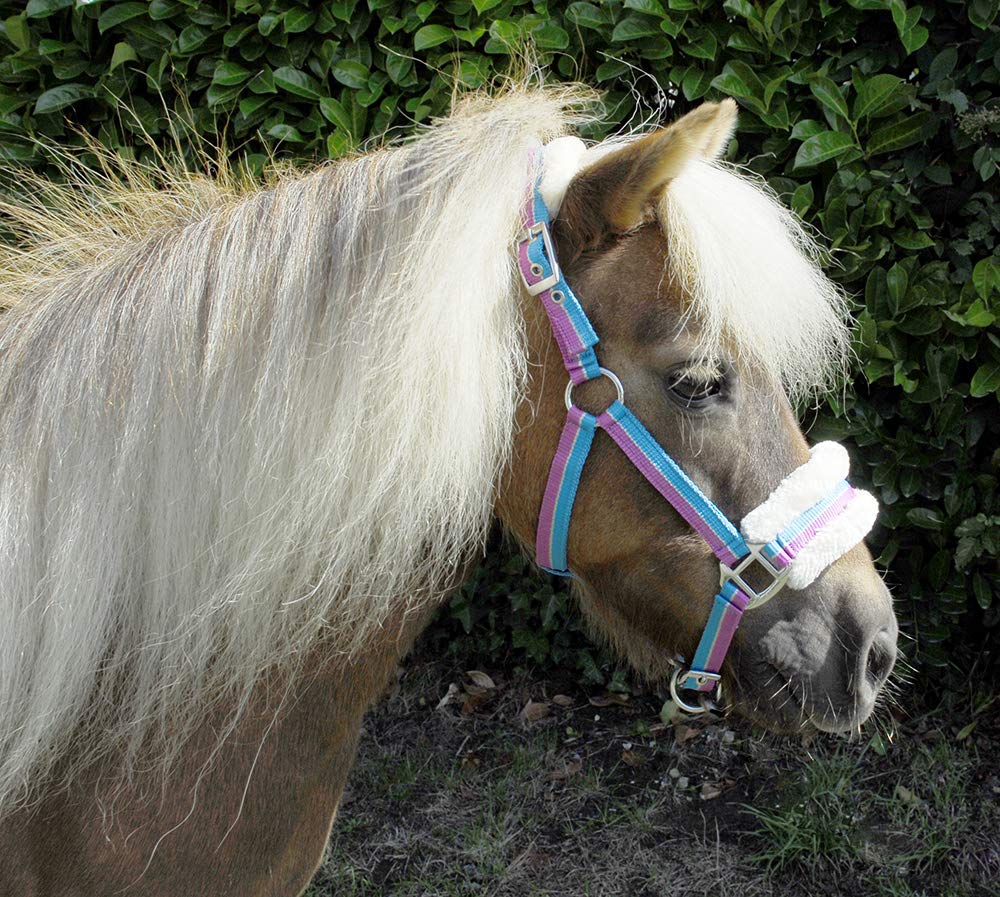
499;100;897;732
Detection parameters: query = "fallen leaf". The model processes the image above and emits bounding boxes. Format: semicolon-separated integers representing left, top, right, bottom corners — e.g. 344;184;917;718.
659;700;680;725
461;689;495;714
466;670;496;690
545;757;583;781
621;749;645;767
674;724;700;745
520;700;550;722
700;782;722;800
552;694;574;707
436;682;460;710
589;692;630;708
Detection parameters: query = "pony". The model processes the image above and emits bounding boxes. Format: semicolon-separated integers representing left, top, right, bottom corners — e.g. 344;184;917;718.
0;82;896;896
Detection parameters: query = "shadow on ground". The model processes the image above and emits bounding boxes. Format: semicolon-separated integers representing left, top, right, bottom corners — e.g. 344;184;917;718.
308;663;999;897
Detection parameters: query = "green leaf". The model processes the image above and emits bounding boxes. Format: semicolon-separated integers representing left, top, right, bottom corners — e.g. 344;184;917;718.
809;77;849;121
319;97;351;132
901;23;928;54
790;119;825;140
962;299;996;328
384;52;412;85
283;8;316;33
34;83;92;114
928;47;958;83
266;123;305;143
611;14;661;41
886;263;908;308
596;60;628;81
970;362;1000;398
867;111;933;156
98;2;148;34
972;258;999;300
972;572;993;610
793;130;856;169
533;23;570;49
566;2;610;29
273;66;321;99
238;94;272;119
894;230;934;250
109;41;138;72
414;24;453;50
331;60;369;89
853;74;908;121
3;15;30;51
626;0;667;14
968;0;998;29
213;61;252;87
685;31;717;61
711;61;763;106
25;0;72;17
906;507;944;530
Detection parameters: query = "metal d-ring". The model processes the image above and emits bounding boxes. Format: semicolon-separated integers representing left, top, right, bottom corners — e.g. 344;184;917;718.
564;367;624;412
670;667;723;715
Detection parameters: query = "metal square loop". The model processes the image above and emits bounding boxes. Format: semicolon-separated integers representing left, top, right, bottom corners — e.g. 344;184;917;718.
720;543;790;610
519;221;561;296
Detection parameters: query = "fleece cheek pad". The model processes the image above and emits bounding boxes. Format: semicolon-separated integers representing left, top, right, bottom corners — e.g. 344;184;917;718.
740;442;879;590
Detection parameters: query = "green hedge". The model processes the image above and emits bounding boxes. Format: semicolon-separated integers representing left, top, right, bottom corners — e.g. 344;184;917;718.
1;0;997;679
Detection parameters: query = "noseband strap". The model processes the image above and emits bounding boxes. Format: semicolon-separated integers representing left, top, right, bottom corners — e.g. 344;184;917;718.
520;158;878;711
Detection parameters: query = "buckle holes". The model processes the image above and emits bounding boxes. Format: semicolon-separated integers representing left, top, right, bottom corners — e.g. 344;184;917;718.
551;289;564;304
529;263;543;277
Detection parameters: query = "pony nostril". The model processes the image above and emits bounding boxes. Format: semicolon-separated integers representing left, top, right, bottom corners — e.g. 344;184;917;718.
864;626;897;688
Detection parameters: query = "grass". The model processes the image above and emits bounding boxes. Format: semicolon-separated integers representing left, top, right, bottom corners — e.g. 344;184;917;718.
307;663;999;897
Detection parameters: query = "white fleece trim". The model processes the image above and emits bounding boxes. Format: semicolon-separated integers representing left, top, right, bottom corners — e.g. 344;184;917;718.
786;490;879;589
740;442;849;544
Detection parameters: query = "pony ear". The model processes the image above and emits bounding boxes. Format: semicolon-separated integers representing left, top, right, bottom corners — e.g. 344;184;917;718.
555;99;737;255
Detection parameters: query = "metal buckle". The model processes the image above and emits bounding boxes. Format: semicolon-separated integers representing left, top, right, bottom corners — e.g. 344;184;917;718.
719;542;789;610
670;668;723;715
519;221;561;296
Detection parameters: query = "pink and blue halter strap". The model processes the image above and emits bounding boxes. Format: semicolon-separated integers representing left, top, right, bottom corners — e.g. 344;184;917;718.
520;161;858;699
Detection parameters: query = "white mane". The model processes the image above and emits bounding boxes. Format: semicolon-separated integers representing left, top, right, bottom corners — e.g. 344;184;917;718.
659;160;849;399
0;85;847;810
0;85;589;808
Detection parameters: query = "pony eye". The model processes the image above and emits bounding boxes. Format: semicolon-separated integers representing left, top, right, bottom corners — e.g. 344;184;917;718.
667;366;726;407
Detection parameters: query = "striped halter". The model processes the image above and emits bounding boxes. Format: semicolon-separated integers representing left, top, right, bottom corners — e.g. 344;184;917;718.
518;161;878;713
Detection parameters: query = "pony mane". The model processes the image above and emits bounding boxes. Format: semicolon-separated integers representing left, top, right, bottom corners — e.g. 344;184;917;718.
0;82;593;809
659;160;850;400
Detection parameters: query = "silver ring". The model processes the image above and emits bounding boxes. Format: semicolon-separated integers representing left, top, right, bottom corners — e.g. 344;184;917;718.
564;367;624;412
670;668;723;715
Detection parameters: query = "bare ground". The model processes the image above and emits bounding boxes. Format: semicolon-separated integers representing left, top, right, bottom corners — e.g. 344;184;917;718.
307;663;999;897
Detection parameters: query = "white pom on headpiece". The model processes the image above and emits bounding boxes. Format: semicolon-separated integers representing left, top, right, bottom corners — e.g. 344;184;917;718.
539;136;587;217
